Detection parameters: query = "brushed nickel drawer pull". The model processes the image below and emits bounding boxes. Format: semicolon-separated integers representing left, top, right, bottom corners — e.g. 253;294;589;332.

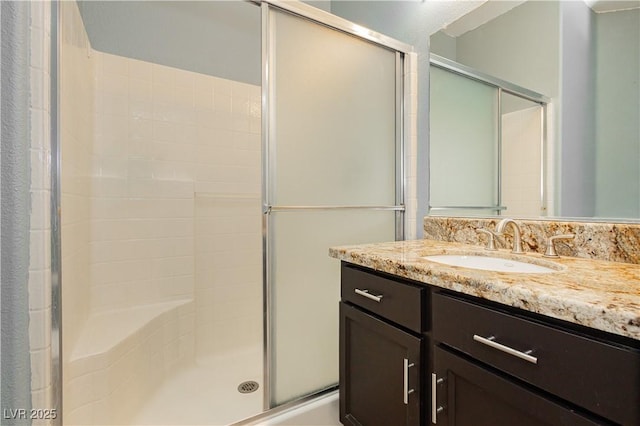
403;358;415;404
473;334;538;364
354;288;383;303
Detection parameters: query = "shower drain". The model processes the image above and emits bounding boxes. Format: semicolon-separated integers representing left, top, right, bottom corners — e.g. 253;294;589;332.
238;381;260;394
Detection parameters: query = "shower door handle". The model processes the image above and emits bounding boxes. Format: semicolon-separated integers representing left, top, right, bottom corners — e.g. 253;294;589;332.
266;205;405;213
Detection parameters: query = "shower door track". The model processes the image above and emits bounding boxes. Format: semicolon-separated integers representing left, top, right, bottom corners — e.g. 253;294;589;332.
430;53;550;104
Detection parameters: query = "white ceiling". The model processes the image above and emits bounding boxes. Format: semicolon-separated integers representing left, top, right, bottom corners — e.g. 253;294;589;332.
439;0;640;37
441;0;526;37
585;0;640;12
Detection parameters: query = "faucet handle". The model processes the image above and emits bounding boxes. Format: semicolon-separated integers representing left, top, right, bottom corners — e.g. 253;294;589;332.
544;234;575;258
476;228;498;251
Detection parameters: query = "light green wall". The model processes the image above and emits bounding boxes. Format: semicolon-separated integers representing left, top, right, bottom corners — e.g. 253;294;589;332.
430;32;456;60
594;8;640;218
559;0;597;217
455;0;560;98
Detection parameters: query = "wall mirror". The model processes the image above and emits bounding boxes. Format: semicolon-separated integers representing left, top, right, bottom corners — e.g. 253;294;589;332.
428;0;640;221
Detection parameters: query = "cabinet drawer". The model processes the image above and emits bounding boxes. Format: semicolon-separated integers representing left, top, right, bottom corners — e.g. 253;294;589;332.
341;263;427;333
433;292;640;426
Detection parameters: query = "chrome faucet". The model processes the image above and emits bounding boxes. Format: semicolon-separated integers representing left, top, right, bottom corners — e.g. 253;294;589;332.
495;218;524;254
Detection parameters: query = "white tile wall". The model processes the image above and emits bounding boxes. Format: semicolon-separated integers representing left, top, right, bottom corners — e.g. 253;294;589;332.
502;106;543;217
194;196;262;358
29;1;54;423
89;52;261;314
405;52;419;239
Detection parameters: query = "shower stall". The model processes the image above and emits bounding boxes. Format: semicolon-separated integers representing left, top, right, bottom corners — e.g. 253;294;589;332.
57;1;415;424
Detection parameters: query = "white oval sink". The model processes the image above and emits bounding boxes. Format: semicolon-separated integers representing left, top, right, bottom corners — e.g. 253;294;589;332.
422;254;558;274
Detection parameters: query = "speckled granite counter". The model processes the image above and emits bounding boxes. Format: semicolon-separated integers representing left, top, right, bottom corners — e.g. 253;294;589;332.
329;239;640;341
424;216;640;264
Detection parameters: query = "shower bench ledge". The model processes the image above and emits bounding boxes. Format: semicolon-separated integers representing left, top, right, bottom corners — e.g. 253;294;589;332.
70;299;193;362
64;299;196;425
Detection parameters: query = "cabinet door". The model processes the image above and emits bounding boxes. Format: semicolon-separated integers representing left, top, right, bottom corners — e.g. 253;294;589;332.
340;302;422;426
432;346;605;426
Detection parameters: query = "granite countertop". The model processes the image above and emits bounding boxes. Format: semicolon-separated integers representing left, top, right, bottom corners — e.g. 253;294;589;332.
329;239;640;341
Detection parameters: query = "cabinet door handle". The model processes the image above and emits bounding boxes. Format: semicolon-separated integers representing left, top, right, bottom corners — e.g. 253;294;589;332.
431;373;445;424
403;358;415;404
473;334;538;364
354;288;383;303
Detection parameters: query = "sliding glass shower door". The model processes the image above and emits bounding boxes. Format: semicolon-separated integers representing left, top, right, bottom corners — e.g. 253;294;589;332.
429;66;500;216
263;5;405;406
429;57;548;218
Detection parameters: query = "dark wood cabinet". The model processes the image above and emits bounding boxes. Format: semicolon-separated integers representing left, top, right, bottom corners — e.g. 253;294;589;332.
340;302;422;426
432;292;640;425
339;263;428;426
432;346;604;426
339;262;640;426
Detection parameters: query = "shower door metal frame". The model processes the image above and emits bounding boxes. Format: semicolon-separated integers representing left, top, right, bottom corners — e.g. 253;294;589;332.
260;0;413;410
428;53;550;216
51;1;63;424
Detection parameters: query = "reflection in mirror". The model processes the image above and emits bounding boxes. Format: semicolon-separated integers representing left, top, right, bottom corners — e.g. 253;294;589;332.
429;65;500;217
429;0;639;220
429;58;548;218
501;93;544;217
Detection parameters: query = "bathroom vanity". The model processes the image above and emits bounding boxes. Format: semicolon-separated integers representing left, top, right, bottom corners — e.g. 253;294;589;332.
332;239;640;426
